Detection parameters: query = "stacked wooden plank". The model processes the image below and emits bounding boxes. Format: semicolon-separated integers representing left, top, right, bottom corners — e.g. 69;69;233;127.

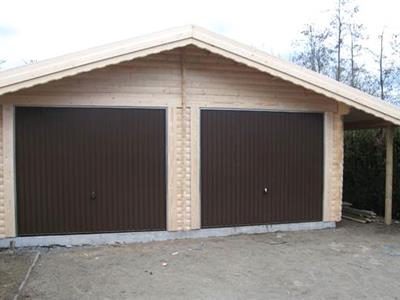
342;202;377;223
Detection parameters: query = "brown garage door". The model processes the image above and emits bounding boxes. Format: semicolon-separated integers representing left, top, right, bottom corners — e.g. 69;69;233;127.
16;107;166;236
201;110;323;228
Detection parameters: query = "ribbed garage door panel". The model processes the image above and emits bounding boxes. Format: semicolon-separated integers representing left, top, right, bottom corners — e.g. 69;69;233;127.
16;107;166;236
201;110;323;228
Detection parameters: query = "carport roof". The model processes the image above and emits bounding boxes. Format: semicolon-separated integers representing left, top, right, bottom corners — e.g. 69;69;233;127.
0;25;399;125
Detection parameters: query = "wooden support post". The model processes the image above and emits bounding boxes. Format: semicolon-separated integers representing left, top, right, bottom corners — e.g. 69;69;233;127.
3;104;16;237
385;126;394;225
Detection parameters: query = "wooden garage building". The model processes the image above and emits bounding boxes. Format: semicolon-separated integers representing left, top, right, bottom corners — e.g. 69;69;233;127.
0;26;399;241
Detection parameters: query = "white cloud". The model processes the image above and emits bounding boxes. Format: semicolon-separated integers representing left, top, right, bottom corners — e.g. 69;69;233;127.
0;0;399;70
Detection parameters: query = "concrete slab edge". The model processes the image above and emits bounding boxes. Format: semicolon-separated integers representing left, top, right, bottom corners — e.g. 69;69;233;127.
0;221;335;248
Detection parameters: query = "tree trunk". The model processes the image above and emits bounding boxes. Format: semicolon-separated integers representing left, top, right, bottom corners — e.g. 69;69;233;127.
336;0;342;82
350;30;355;87
379;31;385;100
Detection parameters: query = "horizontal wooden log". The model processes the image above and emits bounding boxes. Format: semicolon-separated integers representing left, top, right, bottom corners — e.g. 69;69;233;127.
344;119;392;130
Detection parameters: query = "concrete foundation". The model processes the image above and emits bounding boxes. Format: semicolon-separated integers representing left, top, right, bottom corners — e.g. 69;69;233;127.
0;221;335;248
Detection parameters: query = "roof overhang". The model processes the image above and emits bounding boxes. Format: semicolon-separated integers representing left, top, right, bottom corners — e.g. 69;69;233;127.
0;25;399;126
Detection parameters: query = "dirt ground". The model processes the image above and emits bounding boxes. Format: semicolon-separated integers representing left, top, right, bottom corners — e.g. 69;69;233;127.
0;250;37;300
1;220;400;300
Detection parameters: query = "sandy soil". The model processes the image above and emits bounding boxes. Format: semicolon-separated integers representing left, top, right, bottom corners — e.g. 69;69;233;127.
2;220;400;300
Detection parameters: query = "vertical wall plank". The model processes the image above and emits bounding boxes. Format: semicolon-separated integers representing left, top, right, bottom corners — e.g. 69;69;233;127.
0;106;4;238
167;107;178;231
323;112;334;222
190;106;200;229
385;126;394;225
3;104;16;237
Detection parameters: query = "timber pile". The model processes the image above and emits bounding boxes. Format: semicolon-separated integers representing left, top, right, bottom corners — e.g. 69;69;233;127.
342;202;377;223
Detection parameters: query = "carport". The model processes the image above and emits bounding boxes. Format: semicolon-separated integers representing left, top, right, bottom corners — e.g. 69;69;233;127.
344;108;396;225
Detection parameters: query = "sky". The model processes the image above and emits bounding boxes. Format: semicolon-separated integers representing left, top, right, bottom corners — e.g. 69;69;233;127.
0;0;399;70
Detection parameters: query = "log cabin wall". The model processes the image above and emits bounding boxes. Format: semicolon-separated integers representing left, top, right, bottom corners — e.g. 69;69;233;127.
0;45;344;237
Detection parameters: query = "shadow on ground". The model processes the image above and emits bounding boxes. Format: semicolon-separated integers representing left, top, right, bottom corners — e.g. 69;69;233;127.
1;220;400;300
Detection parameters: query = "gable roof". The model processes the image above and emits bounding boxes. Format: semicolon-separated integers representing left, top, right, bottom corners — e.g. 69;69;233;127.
0;25;399;125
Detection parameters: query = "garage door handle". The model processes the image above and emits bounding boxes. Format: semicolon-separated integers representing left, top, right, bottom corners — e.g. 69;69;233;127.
263;187;268;194
90;191;97;200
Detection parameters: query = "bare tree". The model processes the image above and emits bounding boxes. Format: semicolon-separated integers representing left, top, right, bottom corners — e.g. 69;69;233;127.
391;33;400;55
348;24;363;87
332;0;345;81
368;30;397;103
291;1;400;104
330;0;361;83
345;3;367;89
291;24;334;77
379;31;385;100
390;33;400;102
